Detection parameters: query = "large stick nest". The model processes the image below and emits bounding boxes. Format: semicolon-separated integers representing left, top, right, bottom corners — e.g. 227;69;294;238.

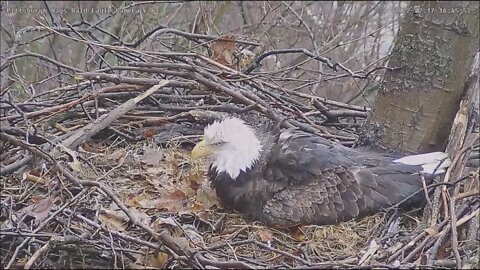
1;22;479;270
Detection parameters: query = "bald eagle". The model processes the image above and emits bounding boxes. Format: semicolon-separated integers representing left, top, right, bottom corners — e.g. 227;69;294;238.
191;117;451;227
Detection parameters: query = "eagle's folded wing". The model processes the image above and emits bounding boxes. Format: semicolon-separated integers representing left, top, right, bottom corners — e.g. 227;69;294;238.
261;129;428;226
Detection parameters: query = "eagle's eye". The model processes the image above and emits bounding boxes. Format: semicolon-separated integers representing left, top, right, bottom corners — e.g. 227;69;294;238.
213;141;225;146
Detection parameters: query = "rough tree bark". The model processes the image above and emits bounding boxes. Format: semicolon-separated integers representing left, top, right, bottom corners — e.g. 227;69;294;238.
363;1;479;154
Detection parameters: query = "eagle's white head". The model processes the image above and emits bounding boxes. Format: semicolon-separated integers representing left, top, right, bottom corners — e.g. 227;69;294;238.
191;117;262;179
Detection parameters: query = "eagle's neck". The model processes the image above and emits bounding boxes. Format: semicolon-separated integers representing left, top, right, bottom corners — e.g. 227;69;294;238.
211;126;263;179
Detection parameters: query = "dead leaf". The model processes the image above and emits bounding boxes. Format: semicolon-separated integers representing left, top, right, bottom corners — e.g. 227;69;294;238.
289;226;306;242
150;217;179;232
142;128;157;139
424;224;439;236
81;142;107;153
126;170;147;181
189;202;205;212
20;197;55;225
143;168;167;182
179;182;196;197
132;247;169;269
153;189;187;212
126;193;151;208
221;226;239;235
209;35;236;68
137;146;164;166
174;236;191;250
195;187;219;209
193;209;211;222
68;157;83;172
24;172;46;185
153;251;169;268
185;172;204;190
55;144;83;172
257;228;274;242
130;208;151;227
27;169;41;177
108;149;127;162
132;189;187;212
144;173;169;191
99;209;129;231
73;74;84;80
184;225;205;247
239;49;256;70
136;197;158;209
101;204;152;226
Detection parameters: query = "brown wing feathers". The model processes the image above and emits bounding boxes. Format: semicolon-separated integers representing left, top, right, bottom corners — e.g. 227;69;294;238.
261;167;363;226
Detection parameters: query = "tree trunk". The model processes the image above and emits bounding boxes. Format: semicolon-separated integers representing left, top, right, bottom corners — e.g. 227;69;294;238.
363;1;479;154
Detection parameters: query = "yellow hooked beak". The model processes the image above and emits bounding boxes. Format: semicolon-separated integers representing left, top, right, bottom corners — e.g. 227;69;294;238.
191;139;214;160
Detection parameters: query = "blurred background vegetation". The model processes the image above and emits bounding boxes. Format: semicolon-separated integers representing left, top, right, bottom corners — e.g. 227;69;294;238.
1;1;408;106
